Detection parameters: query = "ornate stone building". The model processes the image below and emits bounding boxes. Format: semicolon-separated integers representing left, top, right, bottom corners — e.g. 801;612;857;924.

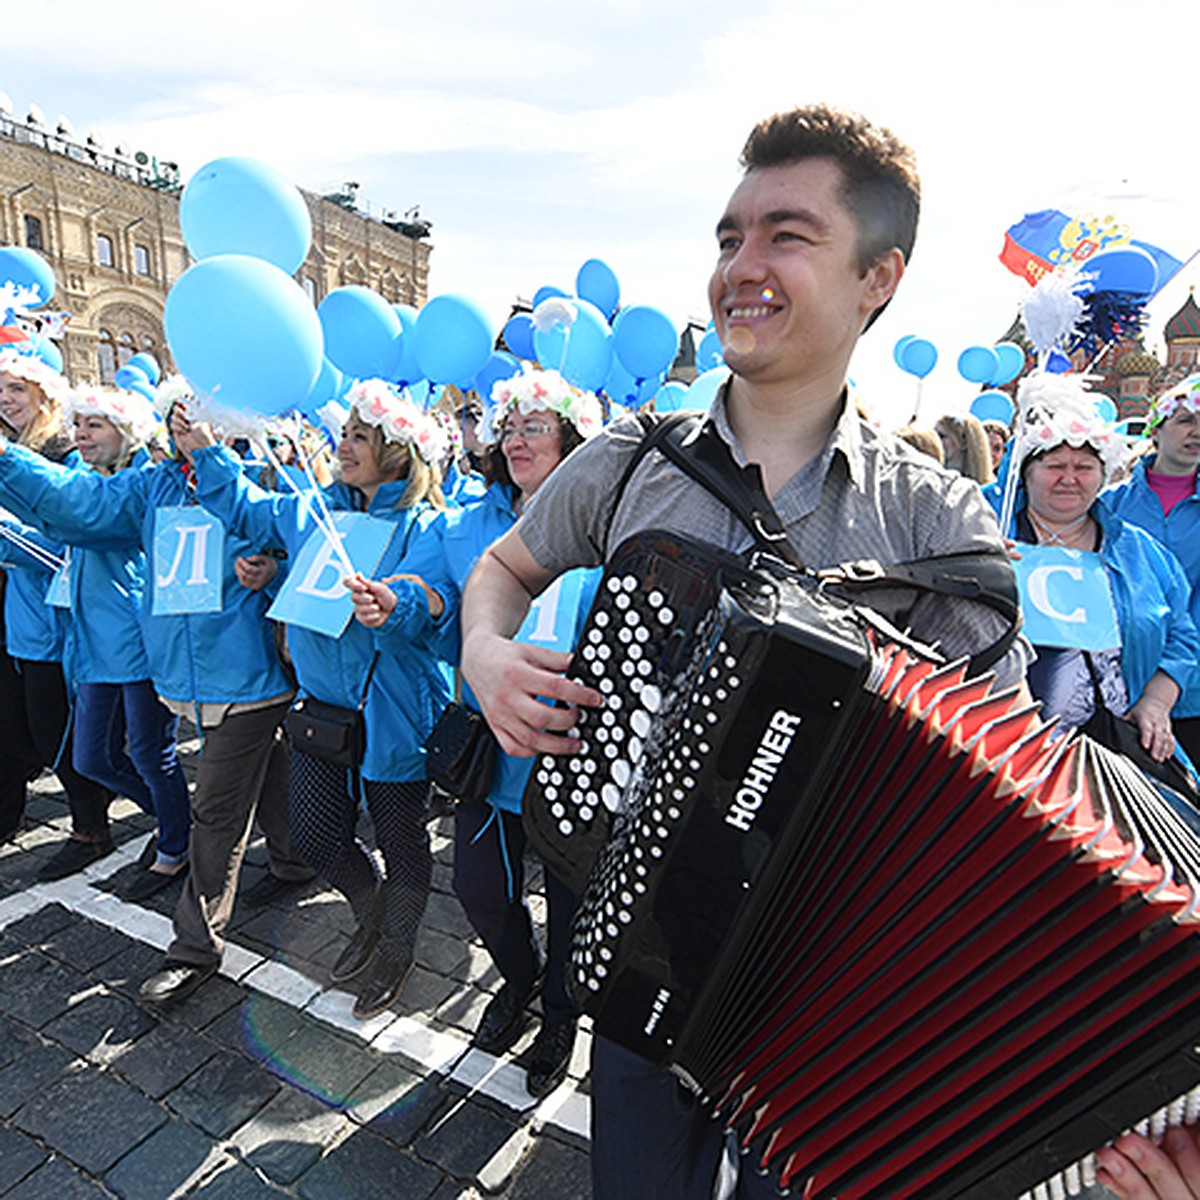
0;100;431;385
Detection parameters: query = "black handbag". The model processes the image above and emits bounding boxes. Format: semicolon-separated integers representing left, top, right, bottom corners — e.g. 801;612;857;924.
284;654;379;768
425;696;497;806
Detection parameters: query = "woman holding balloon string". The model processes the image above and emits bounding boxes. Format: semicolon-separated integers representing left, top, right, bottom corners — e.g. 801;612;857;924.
0;349;114;876
172;382;454;1019
0;374;311;1004
351;363;602;1095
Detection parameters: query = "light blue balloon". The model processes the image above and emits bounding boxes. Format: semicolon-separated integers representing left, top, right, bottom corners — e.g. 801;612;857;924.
602;354;639;406
613;306;679;382
0;247;56;307
957;345;999;385
126;352;161;385
474;351;521;405
126;378;158;403
655;381;688;412
899;338;937;379
532;285;568;309
502;314;536;361
388;304;423;387
407;379;432;409
990;342;1025;387
970;390;1015;425
413;294;493;385
114;363;150;390
575;259;620;321
319;286;402;380
892;335;916;370
1095;395;1118;423
179;156;312;275
696;329;725;373
22;333;62;373
164;254;323;416
304;356;346;408
682;367;728;410
533;297;613;392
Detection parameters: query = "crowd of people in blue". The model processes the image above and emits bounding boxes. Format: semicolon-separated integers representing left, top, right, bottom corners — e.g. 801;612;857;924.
3;99;1200;1198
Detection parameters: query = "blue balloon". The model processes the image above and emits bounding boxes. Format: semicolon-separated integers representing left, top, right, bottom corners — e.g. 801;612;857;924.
602;353;639;406
655;381;688;412
899;338;937;379
990;342;1025;387
970;391;1015;425
683;367;728;411
126;379;158;403
1082;246;1158;297
502;314;536;361
533;298;613;392
0;247;56;307
407;378;432;409
957;345;999;385
696;329;725;373
126;352;161;385
1095;395;1118;423
114;363;150;390
387;304;423;387
164;254;323;416
304;356;346;408
413;294;493;386
532;285;568;309
474;351;521;405
575;259;620;321
892;335;916;370
179;157;312;275
319;286;402;380
613;306;679;382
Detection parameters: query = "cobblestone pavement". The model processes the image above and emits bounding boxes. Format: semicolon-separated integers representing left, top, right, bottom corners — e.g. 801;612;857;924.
0;728;593;1200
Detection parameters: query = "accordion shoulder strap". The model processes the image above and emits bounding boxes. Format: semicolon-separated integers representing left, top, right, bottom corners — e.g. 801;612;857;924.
614;410;1021;675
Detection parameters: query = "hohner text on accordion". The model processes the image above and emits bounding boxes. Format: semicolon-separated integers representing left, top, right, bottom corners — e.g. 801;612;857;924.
725;708;804;833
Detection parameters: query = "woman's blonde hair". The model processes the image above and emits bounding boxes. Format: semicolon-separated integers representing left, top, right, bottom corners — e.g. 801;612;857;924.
350;415;446;510
17;380;70;455
935;414;995;485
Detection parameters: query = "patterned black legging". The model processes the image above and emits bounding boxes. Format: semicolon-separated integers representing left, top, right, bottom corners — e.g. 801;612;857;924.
289;748;431;962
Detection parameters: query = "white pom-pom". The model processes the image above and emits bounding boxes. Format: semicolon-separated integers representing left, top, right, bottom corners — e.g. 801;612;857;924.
1022;266;1085;358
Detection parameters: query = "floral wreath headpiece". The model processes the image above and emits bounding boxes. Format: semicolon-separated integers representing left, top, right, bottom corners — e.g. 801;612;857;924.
346;379;449;467
0;348;71;406
1014;370;1127;478
67;386;161;445
480;363;603;446
1148;374;1200;431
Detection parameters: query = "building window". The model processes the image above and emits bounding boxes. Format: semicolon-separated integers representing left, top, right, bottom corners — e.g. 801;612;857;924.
97;234;114;267
97;330;116;383
134;244;151;276
302;276;317;304
24;215;44;250
118;332;135;368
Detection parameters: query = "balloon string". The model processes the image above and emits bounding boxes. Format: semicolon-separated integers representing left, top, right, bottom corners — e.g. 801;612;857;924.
255;436;356;580
0;521;67;572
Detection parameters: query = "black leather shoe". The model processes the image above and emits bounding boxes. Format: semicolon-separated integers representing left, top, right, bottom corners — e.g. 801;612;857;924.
352;951;414;1020
525;1018;578;1098
139;961;217;1004
35;834;116;882
125;862;188;902
472;980;538;1056
240;871;315;908
330;921;380;984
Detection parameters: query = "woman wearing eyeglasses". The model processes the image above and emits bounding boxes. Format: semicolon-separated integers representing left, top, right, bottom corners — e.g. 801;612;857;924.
351;363;602;1097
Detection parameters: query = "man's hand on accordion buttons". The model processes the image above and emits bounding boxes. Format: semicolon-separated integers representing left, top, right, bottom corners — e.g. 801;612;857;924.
1095;1125;1200;1199
462;633;601;758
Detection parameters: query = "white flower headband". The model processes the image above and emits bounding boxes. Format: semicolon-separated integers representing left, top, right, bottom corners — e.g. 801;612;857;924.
481;363;603;445
1014;371;1127;478
68;386;162;445
346;379;449;467
0;348;71;406
1149;374;1200;430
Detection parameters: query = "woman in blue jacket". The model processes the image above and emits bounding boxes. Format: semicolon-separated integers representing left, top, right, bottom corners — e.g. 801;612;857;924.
175;381;453;1020
0;349;111;875
56;386;191;898
352;363;602;1093
989;376;1198;765
0;376;310;1004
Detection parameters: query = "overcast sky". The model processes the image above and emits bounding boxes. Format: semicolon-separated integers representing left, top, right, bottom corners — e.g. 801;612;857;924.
3;0;1196;427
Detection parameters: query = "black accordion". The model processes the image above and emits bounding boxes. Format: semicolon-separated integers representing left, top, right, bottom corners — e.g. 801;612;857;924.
524;529;1200;1200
